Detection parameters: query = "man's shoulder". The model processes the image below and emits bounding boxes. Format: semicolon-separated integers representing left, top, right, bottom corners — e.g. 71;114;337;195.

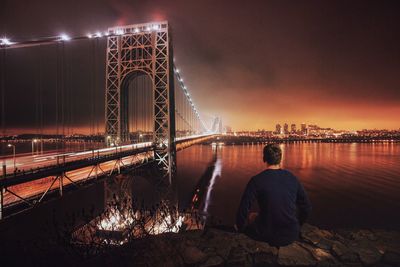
279;169;300;181
280;169;297;177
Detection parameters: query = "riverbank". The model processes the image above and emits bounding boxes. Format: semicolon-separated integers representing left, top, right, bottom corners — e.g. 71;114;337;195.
82;224;400;267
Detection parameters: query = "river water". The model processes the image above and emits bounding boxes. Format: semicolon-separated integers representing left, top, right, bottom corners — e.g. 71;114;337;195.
175;143;400;230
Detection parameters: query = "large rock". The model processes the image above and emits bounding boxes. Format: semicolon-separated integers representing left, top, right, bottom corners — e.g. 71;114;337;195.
352;245;382;266
181;245;207;265
301;224;336;250
278;242;317;266
331;241;359;264
200;255;224;267
350;230;378;242
78;225;400;267
226;245;252;266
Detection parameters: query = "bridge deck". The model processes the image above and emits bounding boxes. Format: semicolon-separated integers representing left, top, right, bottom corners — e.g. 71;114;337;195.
0;134;216;212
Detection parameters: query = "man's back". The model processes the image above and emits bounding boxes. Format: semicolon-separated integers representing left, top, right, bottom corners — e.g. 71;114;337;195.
236;169;311;246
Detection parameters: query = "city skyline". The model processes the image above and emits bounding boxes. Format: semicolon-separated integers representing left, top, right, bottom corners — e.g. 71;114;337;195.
3;121;400;137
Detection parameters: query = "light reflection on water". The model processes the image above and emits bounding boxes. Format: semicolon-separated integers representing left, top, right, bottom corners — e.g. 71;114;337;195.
203;157;222;214
176;143;400;230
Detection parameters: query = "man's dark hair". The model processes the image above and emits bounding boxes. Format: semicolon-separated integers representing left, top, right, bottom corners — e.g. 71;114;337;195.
263;144;282;165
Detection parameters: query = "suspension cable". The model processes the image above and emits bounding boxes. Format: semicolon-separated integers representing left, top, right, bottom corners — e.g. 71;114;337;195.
1;45;6;159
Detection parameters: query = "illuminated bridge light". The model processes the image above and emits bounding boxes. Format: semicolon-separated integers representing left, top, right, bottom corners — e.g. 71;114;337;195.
59;34;71;41
175;68;180;73
152;25;160;30
0;38;12;45
146;26;151;31
95;32;102;38
87;33;93;38
134;28;139;33
115;29;124;35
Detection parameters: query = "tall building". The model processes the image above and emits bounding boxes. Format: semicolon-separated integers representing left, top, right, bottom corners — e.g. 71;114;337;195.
307;124;320;136
275;124;281;134
283;123;289;134
291;123;296;133
301;123;307;135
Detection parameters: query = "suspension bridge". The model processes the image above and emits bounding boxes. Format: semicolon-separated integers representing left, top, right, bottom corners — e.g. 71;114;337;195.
0;21;220;219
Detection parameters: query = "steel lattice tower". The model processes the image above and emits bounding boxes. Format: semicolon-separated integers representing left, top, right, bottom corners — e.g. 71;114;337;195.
105;21;176;177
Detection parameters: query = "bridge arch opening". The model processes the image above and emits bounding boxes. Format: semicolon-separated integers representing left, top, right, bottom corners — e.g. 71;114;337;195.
120;71;154;144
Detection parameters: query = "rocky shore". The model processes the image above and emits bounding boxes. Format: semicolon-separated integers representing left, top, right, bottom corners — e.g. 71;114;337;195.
84;224;400;267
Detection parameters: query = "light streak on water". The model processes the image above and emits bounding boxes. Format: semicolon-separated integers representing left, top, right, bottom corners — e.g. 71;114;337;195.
202;157;222;214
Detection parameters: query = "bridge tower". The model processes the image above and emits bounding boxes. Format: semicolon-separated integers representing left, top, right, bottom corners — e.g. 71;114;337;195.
105;21;176;177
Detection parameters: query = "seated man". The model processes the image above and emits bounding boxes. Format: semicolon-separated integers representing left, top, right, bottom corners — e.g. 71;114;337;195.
235;144;312;247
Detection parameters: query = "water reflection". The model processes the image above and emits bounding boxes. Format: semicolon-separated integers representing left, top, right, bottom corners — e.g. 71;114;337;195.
189;143;222;219
176;143;400;230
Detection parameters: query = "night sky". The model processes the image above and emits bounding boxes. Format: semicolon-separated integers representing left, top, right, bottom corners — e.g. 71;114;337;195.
1;0;399;134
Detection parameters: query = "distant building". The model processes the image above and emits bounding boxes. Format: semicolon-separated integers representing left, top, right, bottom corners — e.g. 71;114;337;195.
307;125;320;136
275;124;282;134
301;123;307;135
283;123;289;134
224;125;232;134
291;124;296;134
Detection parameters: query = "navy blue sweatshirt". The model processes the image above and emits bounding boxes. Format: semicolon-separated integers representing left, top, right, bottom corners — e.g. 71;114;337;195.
236;169;311;246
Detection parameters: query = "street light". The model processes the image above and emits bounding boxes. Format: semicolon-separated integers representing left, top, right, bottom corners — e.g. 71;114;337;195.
59;34;71;41
32;139;38;154
7;144;16;171
0;38;12;45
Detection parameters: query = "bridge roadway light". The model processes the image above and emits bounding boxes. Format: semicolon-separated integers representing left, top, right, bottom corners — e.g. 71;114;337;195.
115;29;124;35
7;144;16;171
31;139;38;154
1;38;12;45
87;33;93;38
59;34;71;41
95;32;102;38
134;28;140;33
